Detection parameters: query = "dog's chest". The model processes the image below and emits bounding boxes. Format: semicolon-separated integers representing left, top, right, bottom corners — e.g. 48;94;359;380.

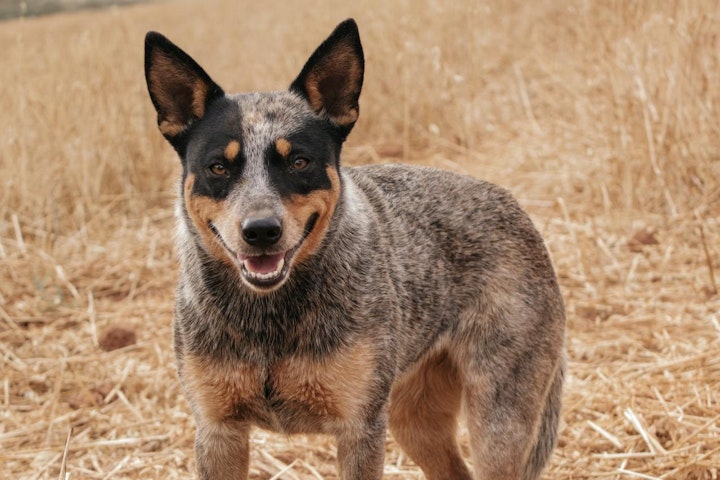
182;341;375;433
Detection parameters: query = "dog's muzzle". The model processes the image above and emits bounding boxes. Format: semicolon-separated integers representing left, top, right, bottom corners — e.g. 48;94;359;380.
235;213;319;290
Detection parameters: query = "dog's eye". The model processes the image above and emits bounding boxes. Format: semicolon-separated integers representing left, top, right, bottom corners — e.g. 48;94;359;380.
292;157;310;171
208;163;228;177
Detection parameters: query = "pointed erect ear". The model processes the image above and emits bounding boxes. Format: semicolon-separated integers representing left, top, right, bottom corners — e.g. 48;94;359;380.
144;32;224;144
289;19;364;136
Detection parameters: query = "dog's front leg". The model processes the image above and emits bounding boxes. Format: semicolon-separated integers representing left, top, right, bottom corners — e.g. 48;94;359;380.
195;420;250;480
335;415;388;480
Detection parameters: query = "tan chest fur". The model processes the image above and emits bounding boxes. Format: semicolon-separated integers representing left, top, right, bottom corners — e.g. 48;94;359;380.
182;341;376;434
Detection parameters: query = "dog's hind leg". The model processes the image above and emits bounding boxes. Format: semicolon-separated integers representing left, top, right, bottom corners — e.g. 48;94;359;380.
523;362;564;479
461;341;563;480
388;349;473;480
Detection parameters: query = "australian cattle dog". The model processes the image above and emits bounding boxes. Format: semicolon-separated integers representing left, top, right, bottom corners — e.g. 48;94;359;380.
144;19;565;480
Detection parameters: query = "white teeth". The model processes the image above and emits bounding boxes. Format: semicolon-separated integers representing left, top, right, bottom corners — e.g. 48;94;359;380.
242;258;285;280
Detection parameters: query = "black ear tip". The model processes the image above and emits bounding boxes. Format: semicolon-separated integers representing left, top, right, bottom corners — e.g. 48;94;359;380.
340;18;358;28
145;31;160;44
145;31;172;52
336;18;359;36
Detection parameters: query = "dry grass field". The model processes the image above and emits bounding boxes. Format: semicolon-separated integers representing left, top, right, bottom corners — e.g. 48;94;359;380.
1;0;719;478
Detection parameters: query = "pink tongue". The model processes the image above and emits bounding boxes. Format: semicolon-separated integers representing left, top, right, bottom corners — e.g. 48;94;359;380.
243;253;284;274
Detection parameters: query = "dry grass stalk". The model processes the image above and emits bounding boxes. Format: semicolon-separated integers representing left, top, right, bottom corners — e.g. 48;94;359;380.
0;0;718;478
58;427;72;480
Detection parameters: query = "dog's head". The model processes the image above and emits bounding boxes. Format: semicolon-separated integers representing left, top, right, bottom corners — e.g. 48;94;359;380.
144;20;364;293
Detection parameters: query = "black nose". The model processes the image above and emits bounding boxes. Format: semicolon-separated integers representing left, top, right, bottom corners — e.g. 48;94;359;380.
241;217;282;247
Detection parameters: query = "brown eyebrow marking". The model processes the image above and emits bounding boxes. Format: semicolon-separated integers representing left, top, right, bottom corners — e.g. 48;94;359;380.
275;137;292;157
224;140;241;161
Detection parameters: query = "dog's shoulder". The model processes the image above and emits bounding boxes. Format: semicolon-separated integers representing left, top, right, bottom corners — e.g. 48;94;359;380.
341;163;555;289
343;163;530;233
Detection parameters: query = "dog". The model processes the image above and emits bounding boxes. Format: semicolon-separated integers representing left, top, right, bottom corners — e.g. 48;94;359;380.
144;19;565;480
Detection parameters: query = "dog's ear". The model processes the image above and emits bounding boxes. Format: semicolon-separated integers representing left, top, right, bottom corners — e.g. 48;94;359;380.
144;32;224;149
290;19;364;137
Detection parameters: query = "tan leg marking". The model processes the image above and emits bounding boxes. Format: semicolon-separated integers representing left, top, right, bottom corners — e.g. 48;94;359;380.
389;349;472;480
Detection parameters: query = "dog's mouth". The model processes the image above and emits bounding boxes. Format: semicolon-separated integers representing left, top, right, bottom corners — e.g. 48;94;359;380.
210;214;318;290
238;251;288;287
